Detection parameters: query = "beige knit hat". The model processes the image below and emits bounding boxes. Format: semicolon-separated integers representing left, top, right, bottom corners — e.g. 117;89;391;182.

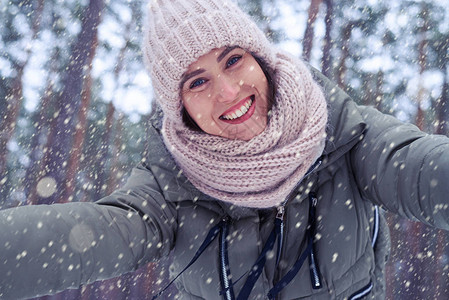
143;0;276;123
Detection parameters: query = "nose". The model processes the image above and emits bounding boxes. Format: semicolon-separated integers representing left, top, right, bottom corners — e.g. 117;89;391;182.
216;75;240;103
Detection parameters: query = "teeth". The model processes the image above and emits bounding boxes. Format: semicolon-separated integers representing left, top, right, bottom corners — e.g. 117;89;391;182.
221;98;253;120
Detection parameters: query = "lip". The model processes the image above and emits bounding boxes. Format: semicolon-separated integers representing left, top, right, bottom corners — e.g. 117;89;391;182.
219;95;256;124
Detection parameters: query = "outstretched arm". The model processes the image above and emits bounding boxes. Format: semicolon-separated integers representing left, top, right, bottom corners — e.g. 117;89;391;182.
351;104;449;229
0;163;177;299
311;66;449;229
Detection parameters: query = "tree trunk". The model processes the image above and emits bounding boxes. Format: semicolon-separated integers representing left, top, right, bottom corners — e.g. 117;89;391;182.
92;101;115;201
336;23;353;89
435;53;448;135
38;0;104;205
106;113;124;195
415;5;428;131
63;65;93;203
302;0;323;61
435;81;448;136
321;0;333;78
0;66;24;178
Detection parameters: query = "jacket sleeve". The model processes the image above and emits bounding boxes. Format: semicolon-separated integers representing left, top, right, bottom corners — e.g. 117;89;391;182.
350;104;449;229
0;163;177;300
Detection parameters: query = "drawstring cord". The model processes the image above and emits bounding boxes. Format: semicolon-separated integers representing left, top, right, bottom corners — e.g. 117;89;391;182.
152;193;322;300
233;217;283;300
151;218;227;300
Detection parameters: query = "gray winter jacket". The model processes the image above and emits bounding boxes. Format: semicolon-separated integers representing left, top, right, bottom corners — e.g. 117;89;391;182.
1;71;449;299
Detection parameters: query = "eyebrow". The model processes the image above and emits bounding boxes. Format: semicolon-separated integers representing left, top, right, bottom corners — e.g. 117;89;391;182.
180;68;205;89
180;46;241;89
216;46;240;63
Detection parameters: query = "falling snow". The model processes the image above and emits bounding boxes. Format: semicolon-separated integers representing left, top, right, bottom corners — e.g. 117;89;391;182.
1;0;449;299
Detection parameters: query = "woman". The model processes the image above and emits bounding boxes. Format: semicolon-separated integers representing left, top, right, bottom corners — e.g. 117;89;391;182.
1;0;449;299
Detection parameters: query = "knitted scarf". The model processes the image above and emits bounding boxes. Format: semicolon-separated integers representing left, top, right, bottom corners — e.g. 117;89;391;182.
162;51;328;208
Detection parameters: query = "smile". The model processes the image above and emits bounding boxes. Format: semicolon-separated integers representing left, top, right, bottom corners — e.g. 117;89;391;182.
219;95;255;124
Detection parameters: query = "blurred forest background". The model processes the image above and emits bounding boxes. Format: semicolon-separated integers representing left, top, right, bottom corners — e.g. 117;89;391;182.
1;0;448;299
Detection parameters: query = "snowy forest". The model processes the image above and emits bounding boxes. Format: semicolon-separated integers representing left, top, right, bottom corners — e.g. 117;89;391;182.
1;0;448;299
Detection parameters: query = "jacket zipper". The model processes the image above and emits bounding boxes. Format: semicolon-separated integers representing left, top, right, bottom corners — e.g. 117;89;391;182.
219;217;235;300
308;194;322;289
309;251;321;288
275;205;285;267
272;159;323;299
273;204;286;300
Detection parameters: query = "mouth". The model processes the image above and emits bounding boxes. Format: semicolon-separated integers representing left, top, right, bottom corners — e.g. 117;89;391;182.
219;95;256;124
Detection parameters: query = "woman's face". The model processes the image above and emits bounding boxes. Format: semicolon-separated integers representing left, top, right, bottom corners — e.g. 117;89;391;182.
180;47;269;140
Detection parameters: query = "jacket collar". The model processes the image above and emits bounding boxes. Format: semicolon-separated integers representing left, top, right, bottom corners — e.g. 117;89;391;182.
310;68;367;170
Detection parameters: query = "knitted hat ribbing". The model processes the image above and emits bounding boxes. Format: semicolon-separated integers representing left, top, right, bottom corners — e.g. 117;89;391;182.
143;0;275;123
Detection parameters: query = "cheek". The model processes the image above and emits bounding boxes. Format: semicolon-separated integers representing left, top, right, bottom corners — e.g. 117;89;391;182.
246;61;266;79
257;68;267;83
182;96;192;113
247;67;266;85
182;93;201;110
182;94;212;124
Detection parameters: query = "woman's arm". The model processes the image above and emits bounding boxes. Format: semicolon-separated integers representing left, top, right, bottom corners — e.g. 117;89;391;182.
310;66;449;229
351;104;449;229
0;163;177;300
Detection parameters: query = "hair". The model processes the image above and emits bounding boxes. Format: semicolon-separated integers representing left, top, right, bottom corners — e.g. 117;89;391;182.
181;51;277;131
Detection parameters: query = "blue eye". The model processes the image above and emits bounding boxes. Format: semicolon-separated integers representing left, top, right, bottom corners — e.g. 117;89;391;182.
226;55;242;68
190;78;207;89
